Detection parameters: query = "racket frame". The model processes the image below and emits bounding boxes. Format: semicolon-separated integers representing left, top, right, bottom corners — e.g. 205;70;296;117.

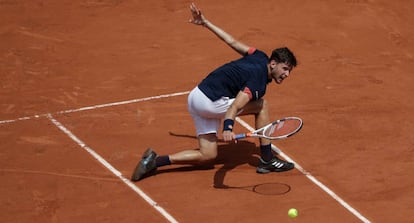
234;117;303;140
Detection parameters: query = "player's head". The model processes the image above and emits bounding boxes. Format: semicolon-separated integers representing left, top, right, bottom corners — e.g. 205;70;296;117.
269;47;297;68
268;47;297;84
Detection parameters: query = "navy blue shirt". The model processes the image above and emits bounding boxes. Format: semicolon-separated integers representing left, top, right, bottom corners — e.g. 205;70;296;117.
198;49;271;101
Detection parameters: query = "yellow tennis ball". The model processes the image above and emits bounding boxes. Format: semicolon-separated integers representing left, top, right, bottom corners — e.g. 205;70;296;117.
288;208;298;218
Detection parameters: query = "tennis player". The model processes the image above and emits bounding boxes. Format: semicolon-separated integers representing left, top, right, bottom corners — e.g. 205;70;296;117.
131;3;297;181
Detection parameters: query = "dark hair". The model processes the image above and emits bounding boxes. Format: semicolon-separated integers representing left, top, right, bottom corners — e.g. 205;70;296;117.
270;47;297;67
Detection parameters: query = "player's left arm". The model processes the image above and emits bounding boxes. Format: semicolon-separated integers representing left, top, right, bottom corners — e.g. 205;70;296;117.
189;3;253;56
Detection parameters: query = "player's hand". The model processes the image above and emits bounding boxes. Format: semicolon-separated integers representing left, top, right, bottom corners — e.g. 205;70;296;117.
222;130;236;142
189;3;207;26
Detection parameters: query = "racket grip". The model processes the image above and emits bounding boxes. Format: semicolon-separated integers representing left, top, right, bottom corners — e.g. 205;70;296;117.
234;133;247;139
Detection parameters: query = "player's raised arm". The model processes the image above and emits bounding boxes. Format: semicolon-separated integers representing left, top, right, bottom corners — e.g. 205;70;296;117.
189;3;251;56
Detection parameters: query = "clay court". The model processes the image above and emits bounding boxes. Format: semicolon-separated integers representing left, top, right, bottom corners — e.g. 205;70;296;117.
1;0;413;222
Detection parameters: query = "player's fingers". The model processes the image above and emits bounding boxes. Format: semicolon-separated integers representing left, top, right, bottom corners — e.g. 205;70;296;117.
223;134;232;142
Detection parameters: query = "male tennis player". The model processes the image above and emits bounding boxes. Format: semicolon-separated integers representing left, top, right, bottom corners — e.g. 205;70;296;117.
131;3;297;181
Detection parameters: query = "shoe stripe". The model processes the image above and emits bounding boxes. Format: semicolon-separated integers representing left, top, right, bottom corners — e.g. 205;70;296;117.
272;161;284;168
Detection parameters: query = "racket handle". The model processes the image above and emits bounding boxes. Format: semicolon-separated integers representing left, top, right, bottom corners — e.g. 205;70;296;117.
234;133;247;139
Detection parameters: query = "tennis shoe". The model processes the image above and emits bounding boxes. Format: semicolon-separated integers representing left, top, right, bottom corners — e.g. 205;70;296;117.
256;156;294;173
131;148;157;181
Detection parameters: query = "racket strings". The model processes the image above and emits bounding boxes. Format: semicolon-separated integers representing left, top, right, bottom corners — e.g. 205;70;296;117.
265;119;302;137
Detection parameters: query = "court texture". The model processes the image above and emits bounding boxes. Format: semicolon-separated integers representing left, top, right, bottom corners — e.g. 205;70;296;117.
1;1;413;222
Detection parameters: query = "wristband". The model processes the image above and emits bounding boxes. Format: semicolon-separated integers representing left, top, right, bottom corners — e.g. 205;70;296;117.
223;119;234;132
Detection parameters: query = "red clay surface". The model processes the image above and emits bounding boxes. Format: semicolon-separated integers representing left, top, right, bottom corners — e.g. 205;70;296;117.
1;1;413;222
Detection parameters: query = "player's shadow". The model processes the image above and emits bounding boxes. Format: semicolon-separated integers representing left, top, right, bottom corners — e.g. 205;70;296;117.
213;141;259;188
159;131;260;187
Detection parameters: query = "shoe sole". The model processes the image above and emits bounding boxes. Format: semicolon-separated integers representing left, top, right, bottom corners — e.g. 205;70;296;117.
256;165;294;174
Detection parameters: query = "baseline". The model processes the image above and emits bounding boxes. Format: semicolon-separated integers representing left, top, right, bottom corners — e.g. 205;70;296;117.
0;91;190;125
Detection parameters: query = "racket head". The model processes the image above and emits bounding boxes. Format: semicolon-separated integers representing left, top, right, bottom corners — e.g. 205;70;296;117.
262;117;303;140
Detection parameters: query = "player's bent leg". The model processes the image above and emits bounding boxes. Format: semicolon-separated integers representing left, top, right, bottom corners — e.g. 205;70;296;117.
237;99;295;173
198;133;218;162
131;134;218;181
169;133;218;164
239;99;270;128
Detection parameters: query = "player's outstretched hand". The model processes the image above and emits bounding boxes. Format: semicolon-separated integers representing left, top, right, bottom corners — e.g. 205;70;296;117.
189;3;207;26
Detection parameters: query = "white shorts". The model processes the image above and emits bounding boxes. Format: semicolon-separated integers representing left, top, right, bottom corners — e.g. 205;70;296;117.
188;87;235;136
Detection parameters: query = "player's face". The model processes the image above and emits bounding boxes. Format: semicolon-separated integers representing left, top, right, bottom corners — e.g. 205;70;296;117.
270;62;293;84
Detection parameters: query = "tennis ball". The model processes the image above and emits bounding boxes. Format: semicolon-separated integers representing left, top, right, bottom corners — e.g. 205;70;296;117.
288;208;298;218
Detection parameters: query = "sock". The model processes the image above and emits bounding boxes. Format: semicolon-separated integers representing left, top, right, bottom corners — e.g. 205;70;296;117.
260;144;273;162
155;155;171;167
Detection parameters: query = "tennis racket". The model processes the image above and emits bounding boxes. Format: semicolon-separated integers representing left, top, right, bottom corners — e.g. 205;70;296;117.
235;117;303;140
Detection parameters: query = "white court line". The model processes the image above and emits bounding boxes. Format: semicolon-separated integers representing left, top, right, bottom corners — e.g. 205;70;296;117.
0;91;190;125
2;90;371;222
235;117;371;223
46;114;179;223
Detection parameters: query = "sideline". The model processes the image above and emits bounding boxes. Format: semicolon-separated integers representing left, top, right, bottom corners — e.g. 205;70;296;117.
47;114;179;223
236;117;371;223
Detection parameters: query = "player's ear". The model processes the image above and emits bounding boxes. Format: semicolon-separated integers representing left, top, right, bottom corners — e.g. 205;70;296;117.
269;60;277;69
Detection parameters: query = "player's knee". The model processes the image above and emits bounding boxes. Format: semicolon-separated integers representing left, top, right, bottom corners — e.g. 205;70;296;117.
199;145;218;162
199;150;217;162
198;133;218;162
